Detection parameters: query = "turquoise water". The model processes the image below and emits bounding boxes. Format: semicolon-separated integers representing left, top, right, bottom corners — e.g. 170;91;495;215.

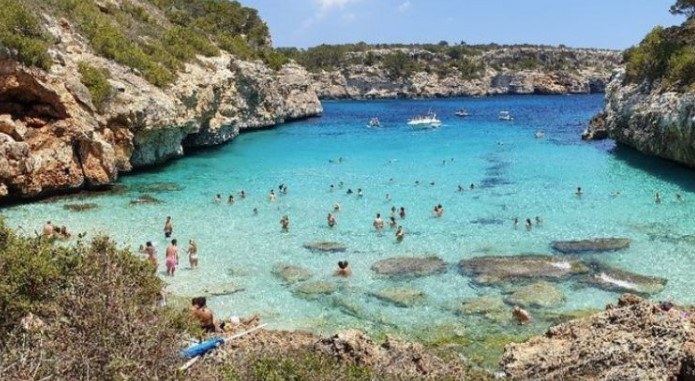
4;95;695;364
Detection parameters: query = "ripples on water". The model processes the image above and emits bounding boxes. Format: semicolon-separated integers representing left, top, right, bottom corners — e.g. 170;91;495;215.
4;95;695;368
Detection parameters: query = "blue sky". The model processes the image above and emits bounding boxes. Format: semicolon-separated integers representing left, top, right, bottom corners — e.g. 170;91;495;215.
242;0;683;49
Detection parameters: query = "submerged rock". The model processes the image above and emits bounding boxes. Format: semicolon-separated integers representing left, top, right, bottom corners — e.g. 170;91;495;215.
551;237;630;254
293;281;337;300
503;281;565;309
582;263;667;296
63;203;99;212
200;284;245;297
370;287;425;307
459;255;588;285
272;264;313;284
371;256;446;278
131;182;183;193
129;194;162;205
303;241;347;253
454;295;511;324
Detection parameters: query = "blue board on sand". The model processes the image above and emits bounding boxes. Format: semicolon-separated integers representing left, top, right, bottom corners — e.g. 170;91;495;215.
181;337;224;358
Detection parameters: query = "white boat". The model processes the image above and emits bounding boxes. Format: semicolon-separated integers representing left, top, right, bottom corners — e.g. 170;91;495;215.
534;130;545;138
454;109;469;117
498;111;513;121
408;112;441;128
368;117;381;127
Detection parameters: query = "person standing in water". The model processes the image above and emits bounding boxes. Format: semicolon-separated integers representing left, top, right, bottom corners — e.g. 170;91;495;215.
525;218;533;231
228;195;235;204
143;241;158;273
575;187;583;197
389;216;397;228
327;213;337;228
188;239;198;269
334;261;352;277
280;215;290;232
373;213;384;232
655;192;661;204
163;216;173;238
399;207;406;219
269;189;276;202
165;239;178;277
513;218;519;229
395;226;405;242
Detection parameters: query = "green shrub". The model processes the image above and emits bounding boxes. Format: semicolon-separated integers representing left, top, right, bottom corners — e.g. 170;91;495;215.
77;62;111;111
382;51;421;80
625;26;679;84
0;0;52;69
262;49;289;71
667;46;695;88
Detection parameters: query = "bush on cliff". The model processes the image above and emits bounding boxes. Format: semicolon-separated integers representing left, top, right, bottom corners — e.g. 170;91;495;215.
78;62;112;111
0;0;52;70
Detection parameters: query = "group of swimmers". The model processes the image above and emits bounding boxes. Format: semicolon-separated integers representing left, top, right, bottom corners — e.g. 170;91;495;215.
42;221;72;239
137;216;198;277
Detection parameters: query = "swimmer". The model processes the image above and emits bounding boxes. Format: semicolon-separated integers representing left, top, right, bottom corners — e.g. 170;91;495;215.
347;188;353;195
280;215;290;232
390;206;397;218
575;187;583;196
535;216;543;226
329;184;334;192
395;226;405;242
436;204;444;217
399;207;406;219
373;213;384;231
610;191;621;198
228;195;234;204
655;192;661;204
188;239;198;269
470;183;475;190
163;216;173;238
457;185;463;192
327;213;337;228
214;194;222;203
525;218;532;231
338;181;344;188
430;181;435;186
334;260;352;277
334;202;342;212
442;160;446;165
253;208;258;216
512;306;532;325
513;217;519;229
165;239;178;277
389;216;397;228
677;193;684;202
281;185;288;195
239;190;246;199
43;221;54;238
385;193;391;201
269;189;276;202
415;180;420;186
357;188;363;197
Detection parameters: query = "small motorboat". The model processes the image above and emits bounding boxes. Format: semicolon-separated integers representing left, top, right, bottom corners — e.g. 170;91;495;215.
368;117;381;127
454;109;470;117
499;111;513;121
408;111;441;128
535;131;545;138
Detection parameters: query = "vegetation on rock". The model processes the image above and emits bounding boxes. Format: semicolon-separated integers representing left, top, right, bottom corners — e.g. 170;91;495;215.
77;61;112;110
0;0;52;70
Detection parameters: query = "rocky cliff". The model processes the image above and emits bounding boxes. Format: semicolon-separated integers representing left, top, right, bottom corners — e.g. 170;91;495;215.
0;16;322;202
598;68;695;167
501;294;695;380
311;47;621;99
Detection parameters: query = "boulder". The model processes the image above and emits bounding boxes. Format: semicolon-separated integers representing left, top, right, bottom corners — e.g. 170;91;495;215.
272;264;313;284
503;281;565;309
551;238;630;254
582;263;667;296
371;255;446;278
459;255;588;285
302;241;347;253
370;287;425;307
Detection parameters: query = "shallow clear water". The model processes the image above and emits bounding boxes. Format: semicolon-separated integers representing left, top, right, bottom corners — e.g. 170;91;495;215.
4;95;695;366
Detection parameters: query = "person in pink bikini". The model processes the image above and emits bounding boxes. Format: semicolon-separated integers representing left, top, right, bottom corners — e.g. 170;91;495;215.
165;239;179;277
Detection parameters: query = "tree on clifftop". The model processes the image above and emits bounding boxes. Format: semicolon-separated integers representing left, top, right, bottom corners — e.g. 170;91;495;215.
671;0;695;18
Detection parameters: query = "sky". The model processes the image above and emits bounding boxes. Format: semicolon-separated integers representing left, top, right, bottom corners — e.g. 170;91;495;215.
241;0;683;50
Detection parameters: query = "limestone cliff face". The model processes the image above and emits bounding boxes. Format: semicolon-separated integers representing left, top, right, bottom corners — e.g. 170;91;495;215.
601;69;695;167
0;17;322;202
312;47;620;99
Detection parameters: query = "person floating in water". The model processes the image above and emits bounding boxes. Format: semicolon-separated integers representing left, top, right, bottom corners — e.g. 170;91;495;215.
373;213;384;232
214;194;222;203
525;218;533;231
535;216;543;226
655;192;661;204
399;207;406;219
165;239;178;277
269;189;276;202
334;202;341;212
512;306;532;325
334;261;352;277
327;213;337;228
575;187;583;197
163;216;173;238
395;226;405;242
239;190;246;199
513;217;519;229
188;239;198;269
228;194;234;204
280;215;290;232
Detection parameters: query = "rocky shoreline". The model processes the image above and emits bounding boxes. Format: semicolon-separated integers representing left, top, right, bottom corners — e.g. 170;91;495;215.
0;15;322;203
